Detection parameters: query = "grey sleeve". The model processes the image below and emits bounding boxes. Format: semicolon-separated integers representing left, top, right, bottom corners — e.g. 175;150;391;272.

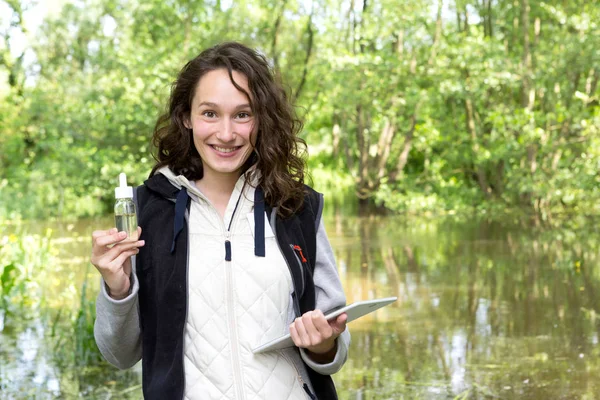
93;257;142;370
299;219;351;375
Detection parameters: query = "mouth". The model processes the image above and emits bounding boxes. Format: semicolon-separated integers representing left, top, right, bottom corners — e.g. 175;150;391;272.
210;145;242;154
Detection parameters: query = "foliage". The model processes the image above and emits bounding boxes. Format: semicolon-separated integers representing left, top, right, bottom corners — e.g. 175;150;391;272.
328;212;600;398
0;227;53;316
0;0;599;219
0;221;141;398
3;211;600;397
50;266;103;370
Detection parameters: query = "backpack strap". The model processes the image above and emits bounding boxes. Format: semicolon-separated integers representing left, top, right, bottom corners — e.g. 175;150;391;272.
133;186;139;215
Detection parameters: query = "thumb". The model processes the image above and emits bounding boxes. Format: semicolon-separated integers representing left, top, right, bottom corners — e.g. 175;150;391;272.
329;313;348;335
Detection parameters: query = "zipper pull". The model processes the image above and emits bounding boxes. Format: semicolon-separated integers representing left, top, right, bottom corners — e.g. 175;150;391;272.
225;232;232;261
225;240;231;261
293;245;307;263
302;383;317;400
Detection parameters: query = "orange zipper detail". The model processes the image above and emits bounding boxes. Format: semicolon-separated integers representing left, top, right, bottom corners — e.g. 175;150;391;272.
293;245;307;263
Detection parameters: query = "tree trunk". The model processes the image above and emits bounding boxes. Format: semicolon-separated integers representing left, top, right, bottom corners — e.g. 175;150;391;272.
521;0;538;193
359;0;369;53
390;113;417;181
375;119;395;180
465;89;491;198
351;0;357;54
494;160;504;195
521;0;534;110
293;12;314;103
332;122;341;158
487;0;493;37
271;0;289;69
356;105;369;191
585;68;598;97
343;124;355;175
395;30;404;58
590;68;599;96
428;0;443;65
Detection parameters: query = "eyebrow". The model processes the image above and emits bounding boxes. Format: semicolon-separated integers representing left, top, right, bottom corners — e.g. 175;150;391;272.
197;102;251;110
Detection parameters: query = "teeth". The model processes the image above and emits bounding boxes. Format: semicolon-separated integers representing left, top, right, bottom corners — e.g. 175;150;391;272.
213;146;238;153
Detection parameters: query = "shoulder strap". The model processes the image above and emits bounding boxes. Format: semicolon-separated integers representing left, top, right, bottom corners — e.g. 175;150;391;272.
133;186;139;215
301;187;323;267
134;185;150;218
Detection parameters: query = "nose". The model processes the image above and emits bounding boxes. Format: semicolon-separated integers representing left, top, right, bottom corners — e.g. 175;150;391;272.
216;119;235;142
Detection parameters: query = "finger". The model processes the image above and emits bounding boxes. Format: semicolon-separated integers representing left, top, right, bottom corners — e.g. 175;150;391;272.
114;239;145;250
302;312;324;345
110;248;140;270
102;239;145;263
123;255;132;275
94;230;128;249
92;228;117;239
289;323;302;347
312;310;333;337
294;317;310;347
330;313;348;335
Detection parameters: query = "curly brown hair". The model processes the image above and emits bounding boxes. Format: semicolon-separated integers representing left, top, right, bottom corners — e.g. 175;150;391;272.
151;42;307;217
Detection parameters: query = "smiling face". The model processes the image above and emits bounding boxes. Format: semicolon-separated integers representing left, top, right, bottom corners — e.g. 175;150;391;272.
186;68;256;182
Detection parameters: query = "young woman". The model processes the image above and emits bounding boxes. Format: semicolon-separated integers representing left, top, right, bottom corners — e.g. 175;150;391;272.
91;42;350;400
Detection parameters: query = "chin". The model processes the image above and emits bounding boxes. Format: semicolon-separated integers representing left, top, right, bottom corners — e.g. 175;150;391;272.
213;164;245;175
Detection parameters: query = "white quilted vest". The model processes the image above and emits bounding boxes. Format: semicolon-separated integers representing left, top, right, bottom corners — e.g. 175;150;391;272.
182;176;308;400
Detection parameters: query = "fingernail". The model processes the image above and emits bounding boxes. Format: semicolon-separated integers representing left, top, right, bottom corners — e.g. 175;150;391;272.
119;231;127;236
138;240;145;245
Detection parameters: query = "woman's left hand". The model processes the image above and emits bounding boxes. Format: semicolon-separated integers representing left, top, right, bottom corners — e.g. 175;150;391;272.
289;310;347;356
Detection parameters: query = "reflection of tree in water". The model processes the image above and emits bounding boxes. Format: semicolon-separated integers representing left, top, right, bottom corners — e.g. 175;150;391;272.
330;214;600;398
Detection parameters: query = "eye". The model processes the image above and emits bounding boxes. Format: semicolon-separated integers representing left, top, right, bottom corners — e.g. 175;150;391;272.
202;111;217;118
236;112;251;119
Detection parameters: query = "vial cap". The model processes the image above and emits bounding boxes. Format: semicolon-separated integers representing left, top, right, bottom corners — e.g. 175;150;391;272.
115;172;134;198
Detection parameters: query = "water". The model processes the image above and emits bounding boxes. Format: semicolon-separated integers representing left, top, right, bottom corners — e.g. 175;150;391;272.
115;213;139;241
2;213;600;399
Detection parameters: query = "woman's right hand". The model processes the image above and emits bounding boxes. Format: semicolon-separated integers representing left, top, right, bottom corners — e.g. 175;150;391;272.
91;227;145;300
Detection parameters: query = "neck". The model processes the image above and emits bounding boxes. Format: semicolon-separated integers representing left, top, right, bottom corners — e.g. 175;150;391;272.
196;170;242;202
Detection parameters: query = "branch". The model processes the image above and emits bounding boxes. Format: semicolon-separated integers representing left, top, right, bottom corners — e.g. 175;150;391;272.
390;113;417;180
375;119;395;180
293;11;314;103
428;0;443;65
389;100;423;182
271;0;289;69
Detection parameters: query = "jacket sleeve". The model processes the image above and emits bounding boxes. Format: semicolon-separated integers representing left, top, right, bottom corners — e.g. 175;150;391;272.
299;219;351;375
94;256;142;370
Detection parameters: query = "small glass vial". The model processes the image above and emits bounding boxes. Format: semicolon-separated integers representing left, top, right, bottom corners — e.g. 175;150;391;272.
114;172;138;242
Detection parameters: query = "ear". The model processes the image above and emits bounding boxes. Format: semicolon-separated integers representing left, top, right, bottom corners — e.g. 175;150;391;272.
184;117;191;130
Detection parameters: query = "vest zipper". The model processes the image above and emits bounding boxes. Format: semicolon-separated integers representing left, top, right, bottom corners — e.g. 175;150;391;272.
280;351;317;400
224;185;245;400
183;182;246;398
225;230;245;400
224;181;245;262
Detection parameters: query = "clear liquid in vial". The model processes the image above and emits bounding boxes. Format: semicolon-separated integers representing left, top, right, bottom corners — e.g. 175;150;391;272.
115;213;138;241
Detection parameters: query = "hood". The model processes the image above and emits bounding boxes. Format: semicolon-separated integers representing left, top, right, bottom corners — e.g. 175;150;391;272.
143;166;266;257
147;166;260;202
154;167;205;203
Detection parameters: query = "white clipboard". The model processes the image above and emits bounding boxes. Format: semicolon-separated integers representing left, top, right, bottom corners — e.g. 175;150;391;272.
252;297;397;354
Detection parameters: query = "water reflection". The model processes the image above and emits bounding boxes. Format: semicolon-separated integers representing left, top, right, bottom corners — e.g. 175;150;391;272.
329;214;600;399
2;214;600;399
